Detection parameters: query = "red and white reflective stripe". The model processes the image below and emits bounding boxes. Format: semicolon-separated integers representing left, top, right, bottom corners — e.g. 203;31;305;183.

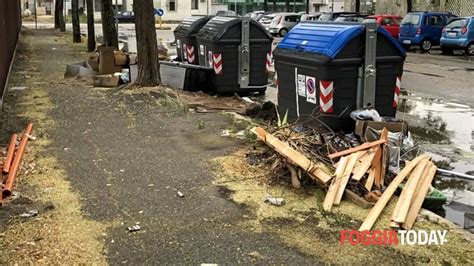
393;76;401;107
187;45;195;64
213;53;223;75
266;52;272;73
208;51;213;67
319;80;334;113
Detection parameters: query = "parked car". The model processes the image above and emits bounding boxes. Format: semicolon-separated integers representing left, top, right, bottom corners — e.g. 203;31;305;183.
216;10;237;17
364;15;403;38
245;11;270;21
440;16;474;55
334;14;368;23
318;12;359;21
115;11;134;23
301;13;321;22
261;13;300;36
399;11;457;51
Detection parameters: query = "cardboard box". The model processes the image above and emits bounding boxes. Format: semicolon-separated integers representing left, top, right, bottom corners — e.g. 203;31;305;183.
355;120;408;140
92;74;120;87
98;46;122;74
114;50;128;66
87;53;99;72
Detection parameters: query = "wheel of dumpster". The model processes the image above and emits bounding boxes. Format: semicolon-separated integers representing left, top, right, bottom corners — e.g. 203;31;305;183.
441;46;453;55
279;28;288;37
466;43;474;56
420;39;432;52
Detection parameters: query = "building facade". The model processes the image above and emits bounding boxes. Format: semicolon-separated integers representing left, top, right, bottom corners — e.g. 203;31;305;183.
375;0;474;17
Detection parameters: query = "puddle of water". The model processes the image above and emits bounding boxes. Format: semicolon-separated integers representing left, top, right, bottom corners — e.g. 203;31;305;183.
398;96;474;231
397;97;474;152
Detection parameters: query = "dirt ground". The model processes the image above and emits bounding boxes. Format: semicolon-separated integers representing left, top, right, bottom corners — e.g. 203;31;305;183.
0;28;473;264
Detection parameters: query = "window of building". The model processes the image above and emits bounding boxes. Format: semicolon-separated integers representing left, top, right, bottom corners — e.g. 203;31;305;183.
169;0;176;11
191;0;198;10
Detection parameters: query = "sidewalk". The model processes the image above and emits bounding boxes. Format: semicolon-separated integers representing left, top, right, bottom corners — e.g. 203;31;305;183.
0;28;320;264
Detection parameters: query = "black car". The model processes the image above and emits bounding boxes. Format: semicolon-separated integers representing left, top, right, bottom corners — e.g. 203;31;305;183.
116;11;135;23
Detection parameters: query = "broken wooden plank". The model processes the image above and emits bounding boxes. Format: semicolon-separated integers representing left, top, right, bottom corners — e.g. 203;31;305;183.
323;156;349;211
351;149;374;175
392;159;429;224
352;150;376;181
344;189;374;209
252;127;332;184
333;152;360;205
403;163;437;230
379;128;389;188
328;139;387;159
365;168;376;191
358;155;430;231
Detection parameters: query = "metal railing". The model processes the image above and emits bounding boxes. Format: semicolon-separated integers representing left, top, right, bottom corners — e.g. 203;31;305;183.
0;0;22;110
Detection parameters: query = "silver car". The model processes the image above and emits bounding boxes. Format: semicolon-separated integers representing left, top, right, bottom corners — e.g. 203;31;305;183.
260;13;301;37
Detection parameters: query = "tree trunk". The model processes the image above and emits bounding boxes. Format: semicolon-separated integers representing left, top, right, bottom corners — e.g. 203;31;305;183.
407;0;413;13
101;0;118;48
273;0;276;11
58;0;66;32
133;0;160;86
86;0;96;52
285;0;290;12
263;0;267;11
54;0;60;28
72;0;81;43
306;0;310;13
355;0;360;12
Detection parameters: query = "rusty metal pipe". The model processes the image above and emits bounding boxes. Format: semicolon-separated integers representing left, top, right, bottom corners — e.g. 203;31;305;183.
3;123;33;198
3;134;18;173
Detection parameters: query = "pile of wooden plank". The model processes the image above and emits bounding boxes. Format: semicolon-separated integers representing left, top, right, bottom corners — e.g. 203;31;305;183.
323;128;389;211
252;126;438;230
359;155;436;230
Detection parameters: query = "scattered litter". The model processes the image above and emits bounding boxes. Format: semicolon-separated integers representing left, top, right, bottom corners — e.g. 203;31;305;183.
19;210;39;218
148;184;154;187
106;183;112;187
138;210;144;214
10;86;27;91
111;239;115;243
350;109;382;122
119;169;125;172
177;191;185;198
241;97;256;104
263;193;285;206
52;47;57;50
26;134;36;140
220;129;246;139
127;224;141;232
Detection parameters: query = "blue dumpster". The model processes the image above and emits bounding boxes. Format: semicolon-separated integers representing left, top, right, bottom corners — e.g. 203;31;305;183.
273;22;406;130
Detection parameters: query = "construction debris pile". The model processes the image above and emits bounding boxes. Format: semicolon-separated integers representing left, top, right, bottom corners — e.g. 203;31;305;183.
1;123;33;206
251;119;439;230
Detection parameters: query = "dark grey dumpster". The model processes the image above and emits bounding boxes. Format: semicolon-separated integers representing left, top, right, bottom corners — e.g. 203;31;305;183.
273;22;406;130
196;16;273;94
174;16;212;64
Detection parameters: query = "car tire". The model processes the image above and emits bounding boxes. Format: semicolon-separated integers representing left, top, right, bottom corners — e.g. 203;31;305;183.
466;43;474;56
441;46;453;55
279;28;288;37
420;39;432;52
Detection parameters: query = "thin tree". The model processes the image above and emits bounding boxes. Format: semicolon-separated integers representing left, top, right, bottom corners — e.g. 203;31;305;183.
355;0;360;12
72;0;81;43
407;0;413;13
57;0;66;32
133;0;160;86
54;0;60;28
263;0;267;11
101;0;118;48
86;0;96;52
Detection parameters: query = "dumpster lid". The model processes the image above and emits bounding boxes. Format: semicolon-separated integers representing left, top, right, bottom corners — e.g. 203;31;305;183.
174;16;213;37
197;16;272;42
277;22;406;59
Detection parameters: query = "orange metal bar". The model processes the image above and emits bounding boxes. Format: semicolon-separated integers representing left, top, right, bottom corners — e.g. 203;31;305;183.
3;134;18;173
2;123;33;198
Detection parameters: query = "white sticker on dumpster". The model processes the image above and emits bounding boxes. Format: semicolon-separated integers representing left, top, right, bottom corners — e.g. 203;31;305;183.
200;44;204;55
297;74;306;96
306;76;316;104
